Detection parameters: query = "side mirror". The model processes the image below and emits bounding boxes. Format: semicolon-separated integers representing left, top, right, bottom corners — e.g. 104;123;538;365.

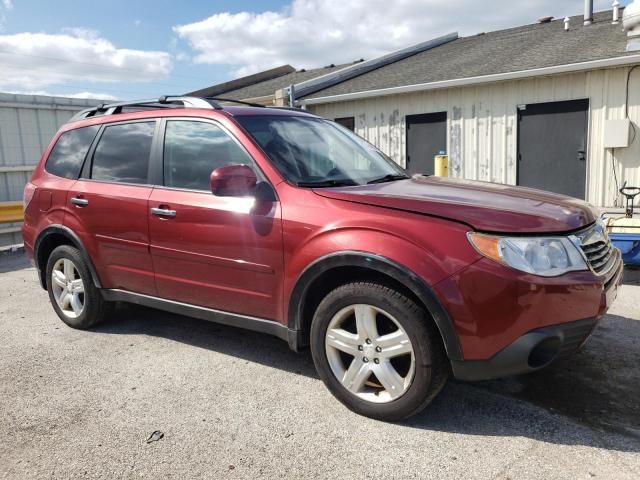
210;164;257;197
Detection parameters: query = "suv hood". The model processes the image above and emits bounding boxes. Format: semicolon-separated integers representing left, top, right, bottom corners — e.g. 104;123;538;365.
314;176;597;233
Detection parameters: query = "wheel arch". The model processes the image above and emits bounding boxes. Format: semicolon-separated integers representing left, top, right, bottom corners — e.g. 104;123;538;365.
34;225;102;290
287;251;462;361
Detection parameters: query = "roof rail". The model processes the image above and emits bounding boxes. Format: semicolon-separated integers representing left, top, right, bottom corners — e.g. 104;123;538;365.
68;96;222;122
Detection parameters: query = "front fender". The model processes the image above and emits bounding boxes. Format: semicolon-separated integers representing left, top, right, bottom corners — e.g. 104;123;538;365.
284;228;475;360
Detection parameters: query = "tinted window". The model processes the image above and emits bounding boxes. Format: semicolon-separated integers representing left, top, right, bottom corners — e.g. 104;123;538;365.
91;122;155;184
45;126;99;179
163;120;256;191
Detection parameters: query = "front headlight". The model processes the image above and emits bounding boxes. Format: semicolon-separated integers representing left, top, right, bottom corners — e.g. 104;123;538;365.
467;232;588;277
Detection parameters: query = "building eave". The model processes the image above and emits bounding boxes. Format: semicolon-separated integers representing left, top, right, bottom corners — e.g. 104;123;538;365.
299;54;640;106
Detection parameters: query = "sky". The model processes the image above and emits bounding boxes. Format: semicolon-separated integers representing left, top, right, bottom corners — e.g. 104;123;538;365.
0;0;629;101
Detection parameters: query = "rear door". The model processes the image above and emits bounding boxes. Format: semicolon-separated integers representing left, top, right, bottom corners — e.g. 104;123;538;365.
147;118;283;319
517;99;589;199
65;120;158;295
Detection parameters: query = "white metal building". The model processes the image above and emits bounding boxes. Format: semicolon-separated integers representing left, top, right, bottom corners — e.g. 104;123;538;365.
299;8;640;208
0;93;111;246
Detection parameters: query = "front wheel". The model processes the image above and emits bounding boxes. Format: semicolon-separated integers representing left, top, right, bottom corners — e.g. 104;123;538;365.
310;282;448;421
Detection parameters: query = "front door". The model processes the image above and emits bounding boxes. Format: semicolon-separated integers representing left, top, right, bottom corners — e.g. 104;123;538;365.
517;99;589;199
406;112;447;175
66;120;158;295
148;119;283;320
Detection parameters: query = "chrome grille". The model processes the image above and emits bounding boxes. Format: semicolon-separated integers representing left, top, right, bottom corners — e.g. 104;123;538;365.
574;223;616;275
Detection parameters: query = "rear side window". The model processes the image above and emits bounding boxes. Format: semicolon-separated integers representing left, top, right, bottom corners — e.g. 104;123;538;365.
91;122;155;184
163;120;256;191
45;125;99;179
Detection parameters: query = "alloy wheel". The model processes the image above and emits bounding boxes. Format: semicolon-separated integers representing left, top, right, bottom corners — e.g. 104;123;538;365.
325;304;415;403
51;258;85;319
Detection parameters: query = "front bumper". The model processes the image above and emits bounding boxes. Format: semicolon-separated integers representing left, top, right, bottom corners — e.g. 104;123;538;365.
451;317;597;381
445;249;624;381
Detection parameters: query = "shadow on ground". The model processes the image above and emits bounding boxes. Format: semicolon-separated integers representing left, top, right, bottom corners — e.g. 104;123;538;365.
623;266;640;285
0;250;30;273
95;301;640;452
4;251;639;450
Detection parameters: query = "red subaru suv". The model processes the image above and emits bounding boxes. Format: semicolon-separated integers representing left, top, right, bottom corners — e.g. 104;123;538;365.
22;96;623;420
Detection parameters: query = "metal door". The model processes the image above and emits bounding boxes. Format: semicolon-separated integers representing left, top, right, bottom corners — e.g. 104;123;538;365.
334;117;355;131
406;112;447;175
517;99;589;199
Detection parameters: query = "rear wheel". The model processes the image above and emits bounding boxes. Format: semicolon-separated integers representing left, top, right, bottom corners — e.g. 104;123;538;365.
46;245;113;329
310;282;448;421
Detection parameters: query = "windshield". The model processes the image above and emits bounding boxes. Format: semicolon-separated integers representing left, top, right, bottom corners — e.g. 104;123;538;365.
235;115;408;187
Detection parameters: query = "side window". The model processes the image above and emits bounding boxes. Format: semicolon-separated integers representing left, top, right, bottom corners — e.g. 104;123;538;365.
91;122;155;184
45;125;100;179
163;120;256;191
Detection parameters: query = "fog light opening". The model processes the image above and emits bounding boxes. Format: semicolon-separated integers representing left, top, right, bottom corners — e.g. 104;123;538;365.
528;337;562;369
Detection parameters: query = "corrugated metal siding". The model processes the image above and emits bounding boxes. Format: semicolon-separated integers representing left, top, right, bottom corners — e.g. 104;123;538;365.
0;93;108;247
309;65;640;208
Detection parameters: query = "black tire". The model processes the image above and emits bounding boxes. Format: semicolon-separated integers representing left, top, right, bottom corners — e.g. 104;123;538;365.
310;282;449;421
45;245;113;329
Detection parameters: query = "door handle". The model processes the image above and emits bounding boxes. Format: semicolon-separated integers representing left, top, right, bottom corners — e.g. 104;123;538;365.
70;197;89;207
150;207;177;218
577;150;586;161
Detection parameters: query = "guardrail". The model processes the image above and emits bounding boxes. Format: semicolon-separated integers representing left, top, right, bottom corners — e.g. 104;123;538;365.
0;202;24;224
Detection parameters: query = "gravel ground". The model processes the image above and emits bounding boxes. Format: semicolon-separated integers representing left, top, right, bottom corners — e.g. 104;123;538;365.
0;252;639;479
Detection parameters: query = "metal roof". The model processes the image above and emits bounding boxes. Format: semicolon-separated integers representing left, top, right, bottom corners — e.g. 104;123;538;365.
187;65;296;98
301;10;637;100
191;63;356;101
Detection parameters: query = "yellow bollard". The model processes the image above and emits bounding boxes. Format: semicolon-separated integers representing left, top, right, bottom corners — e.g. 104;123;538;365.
434;155;448;177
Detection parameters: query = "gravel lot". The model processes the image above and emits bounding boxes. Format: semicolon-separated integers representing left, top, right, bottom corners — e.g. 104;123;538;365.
1;251;639;479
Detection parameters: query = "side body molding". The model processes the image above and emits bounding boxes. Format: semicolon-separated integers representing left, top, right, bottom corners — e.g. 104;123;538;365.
33;224;103;290
287;251;463;361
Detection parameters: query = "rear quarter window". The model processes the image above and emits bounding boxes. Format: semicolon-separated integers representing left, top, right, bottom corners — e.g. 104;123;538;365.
45;125;100;179
91;121;155;184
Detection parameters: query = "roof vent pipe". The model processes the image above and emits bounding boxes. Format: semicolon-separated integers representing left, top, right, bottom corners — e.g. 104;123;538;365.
584;0;593;25
613;1;621;25
288;84;295;107
564;17;570;31
624;0;640;51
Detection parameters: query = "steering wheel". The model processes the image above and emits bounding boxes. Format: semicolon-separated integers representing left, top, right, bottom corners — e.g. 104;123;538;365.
326;167;343;178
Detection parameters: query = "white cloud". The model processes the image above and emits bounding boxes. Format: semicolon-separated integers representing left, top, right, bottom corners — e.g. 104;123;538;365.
0;29;172;91
2;0;13;10
174;0;620;76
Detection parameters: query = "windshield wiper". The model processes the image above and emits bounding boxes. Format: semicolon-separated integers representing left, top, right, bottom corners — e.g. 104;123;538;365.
366;174;410;184
296;179;359;188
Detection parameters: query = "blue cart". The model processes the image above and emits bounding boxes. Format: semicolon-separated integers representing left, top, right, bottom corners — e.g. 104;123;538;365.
606;186;640;266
